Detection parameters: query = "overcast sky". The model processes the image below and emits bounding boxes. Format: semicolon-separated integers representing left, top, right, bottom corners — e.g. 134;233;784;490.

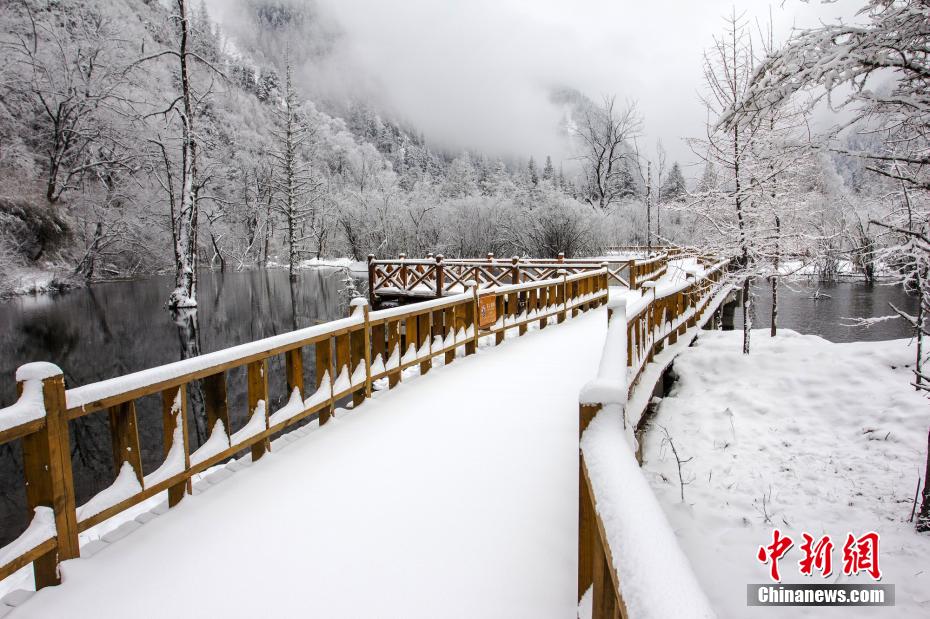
211;0;862;175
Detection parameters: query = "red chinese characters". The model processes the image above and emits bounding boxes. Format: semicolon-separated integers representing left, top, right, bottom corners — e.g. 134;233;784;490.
757;529;794;582
798;534;834;577
842;532;882;580
758;530;883;581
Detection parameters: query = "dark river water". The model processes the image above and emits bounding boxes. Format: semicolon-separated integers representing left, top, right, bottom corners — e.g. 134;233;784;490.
0;267;361;545
0;273;920;545
735;280;921;343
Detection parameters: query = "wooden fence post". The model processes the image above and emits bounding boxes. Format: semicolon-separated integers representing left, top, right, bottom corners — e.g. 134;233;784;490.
349;298;371;405
399;253;408;293
367;254;376;308
558;270;568;323
511;256;520;285
435;254;445;299
578;402;601;601
247;359;270;461
108;401;143;484
467;282;479;355
203;372;231;447
161;385;190;507
316;338;334;424
17;364;79;589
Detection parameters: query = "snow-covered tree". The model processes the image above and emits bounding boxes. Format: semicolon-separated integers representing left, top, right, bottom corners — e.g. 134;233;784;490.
574;96;642;209
661;162;687;202
730;0;929;530
270;57;322;276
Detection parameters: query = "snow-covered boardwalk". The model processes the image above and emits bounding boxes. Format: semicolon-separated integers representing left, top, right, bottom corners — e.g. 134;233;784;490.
13;310;606;618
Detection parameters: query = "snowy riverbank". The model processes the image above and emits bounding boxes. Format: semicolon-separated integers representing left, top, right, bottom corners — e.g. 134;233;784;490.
643;330;930;618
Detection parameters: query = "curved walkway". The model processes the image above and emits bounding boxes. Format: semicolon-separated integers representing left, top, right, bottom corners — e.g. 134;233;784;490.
15;309;606;618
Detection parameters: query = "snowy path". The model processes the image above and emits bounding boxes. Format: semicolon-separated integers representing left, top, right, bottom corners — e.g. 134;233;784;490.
15;309;606;618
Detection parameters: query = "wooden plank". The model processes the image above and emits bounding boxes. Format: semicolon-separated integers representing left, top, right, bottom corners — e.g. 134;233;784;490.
362;305;373;398
21;371;79;588
247;359;269;461
0;418;45;447
386;321;402;388
350;326;366;407
161;386;191;507
494;295;505;345
404;315;418;367
417;312;431;375
466;291;479;355
315;338;334;424
285;348;304;398
203;372;231;443
443;306;456;365
107;400;143;484
335;332;351;395
0;537;56;584
66;332;338;419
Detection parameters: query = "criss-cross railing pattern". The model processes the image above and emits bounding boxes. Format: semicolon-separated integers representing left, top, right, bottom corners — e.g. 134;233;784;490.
368;252;668;305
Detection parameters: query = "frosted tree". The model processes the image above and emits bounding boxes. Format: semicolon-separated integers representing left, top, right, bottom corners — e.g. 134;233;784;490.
730;0;929;529
687;10;760;353
573;96;642;209
527;156;539;187
142;0;210;309
542;155;555;182
270;56;322;277
661;162;687;202
1;4;134;204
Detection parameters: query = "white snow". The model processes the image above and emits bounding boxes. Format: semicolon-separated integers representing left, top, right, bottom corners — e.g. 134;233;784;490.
228;400;267;447
190;421;230;467
0;509;54;570
331;366;351;394
0;380;45;435
76;462;143;522
14;308;607;618
303;372;332;410
143;424;185;488
268;387;305;427
14;363;62;382
642;330;930;618
582;407;716;619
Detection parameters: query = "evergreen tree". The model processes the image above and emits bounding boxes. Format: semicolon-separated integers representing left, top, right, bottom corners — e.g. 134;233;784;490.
542;155;554;181
661;162;687;201
527;156;539;187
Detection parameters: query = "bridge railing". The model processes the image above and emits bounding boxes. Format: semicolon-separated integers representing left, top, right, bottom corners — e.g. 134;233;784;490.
576;259;730;618
368;252;667;302
0;269;609;593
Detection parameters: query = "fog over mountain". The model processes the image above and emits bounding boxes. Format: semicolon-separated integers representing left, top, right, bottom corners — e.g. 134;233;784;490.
207;0;860;170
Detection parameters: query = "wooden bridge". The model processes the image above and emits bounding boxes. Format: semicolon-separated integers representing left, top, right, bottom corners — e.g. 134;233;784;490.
367;252;669;307
0;253;730;618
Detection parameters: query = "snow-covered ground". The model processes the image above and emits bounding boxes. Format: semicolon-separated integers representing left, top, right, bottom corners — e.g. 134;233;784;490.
9;308;606;618
642;330;930;618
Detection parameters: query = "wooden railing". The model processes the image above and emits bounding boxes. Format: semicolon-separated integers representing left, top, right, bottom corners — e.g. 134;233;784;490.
368;252;668;303
0;269;609;593
577;260;731;618
605;245;690;260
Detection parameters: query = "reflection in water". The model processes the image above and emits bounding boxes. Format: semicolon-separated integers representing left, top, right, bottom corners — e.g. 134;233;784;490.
0;268;357;544
736;280;920;343
0;274;919;544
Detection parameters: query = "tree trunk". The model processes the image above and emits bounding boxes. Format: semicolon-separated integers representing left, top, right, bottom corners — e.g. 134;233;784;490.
770;276;777;337
167;0;199;309
918;427;930;532
742;277;751;354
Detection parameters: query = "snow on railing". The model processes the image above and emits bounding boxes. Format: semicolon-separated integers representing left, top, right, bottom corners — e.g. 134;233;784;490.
0;267;610;594
576;257;731;619
367;252;660;301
